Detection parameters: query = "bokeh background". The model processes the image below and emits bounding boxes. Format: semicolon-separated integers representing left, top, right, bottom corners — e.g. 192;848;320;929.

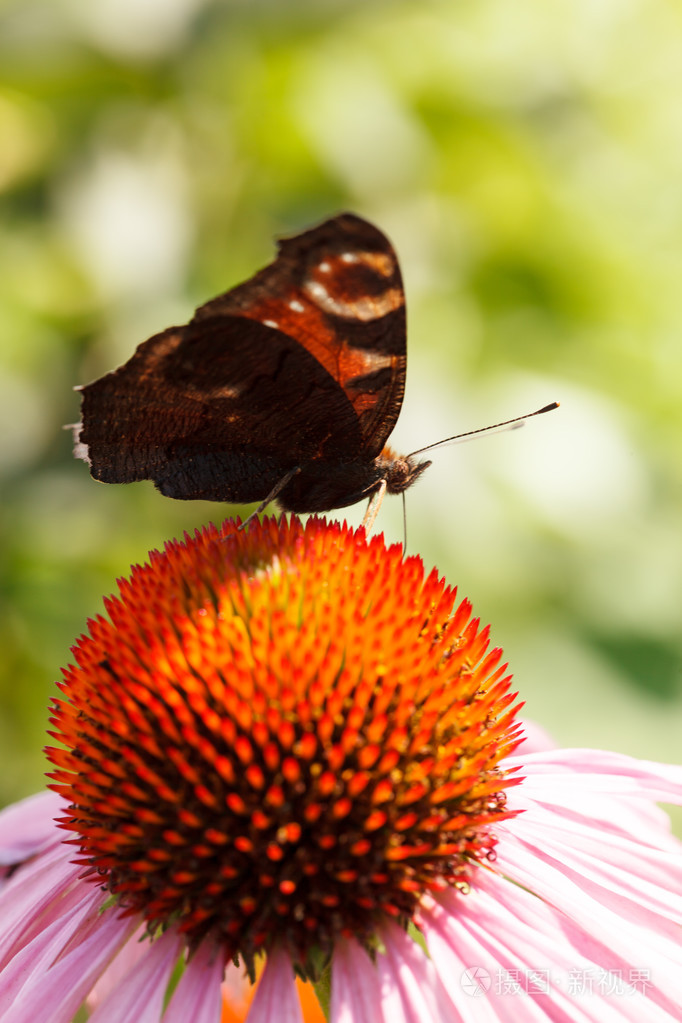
2;0;681;808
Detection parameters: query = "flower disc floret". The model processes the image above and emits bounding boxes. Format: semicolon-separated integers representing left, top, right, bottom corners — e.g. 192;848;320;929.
47;516;521;978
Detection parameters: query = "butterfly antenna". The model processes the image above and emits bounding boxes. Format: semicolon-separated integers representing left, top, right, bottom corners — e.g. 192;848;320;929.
407;402;559;457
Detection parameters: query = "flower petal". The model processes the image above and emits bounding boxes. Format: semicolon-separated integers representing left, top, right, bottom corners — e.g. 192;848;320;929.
88;928;183;1023
517;720;557;755
421;872;679;1022
1;903;137;1023
492;835;682;1011
0;792;63;869
163;940;224;1023
246;948;303;1023
508;750;682;808
86;926;149;1012
0;845;89;969
501;810;682;929
0;885;104;1016
331;938;383;1023
376;920;456;1023
494;752;682;1011
221;959;254;1019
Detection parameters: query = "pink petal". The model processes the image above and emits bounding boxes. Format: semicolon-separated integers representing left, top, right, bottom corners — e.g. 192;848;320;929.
483;871;680;1017
492;835;682;1010
246;948;303;1023
421;873;679;1022
86;925;149;1011
0;845;90;969
507;750;682;804
507;778;679;853
2;904;137;1023
0;885;104;1015
376;920;457;1023
163;940;224;1023
88;928;183;1023
0;792;63;868
331;938;383;1023
500;811;682;929
221;958;253;1015
517;720;557;754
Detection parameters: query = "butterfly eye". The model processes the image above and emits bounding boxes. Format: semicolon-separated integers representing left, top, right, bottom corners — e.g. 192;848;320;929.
303;251;403;322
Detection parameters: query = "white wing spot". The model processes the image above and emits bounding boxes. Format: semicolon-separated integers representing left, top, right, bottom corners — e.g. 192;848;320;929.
288;299;305;313
340;252;359;264
305;280;330;303
262;319;279;329
318;260;331;273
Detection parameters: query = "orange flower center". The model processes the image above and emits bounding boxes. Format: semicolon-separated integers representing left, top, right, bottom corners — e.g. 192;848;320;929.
47;517;521;979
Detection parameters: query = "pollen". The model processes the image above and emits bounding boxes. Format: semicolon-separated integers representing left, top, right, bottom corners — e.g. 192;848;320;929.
46;516;522;980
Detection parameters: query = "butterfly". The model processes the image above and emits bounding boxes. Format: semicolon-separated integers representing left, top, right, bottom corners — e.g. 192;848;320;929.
74;213;557;529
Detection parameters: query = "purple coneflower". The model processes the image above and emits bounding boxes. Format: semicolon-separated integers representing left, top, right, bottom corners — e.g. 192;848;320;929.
0;516;680;1022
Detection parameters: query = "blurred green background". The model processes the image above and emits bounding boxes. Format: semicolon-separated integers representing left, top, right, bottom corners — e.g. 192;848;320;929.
1;0;681;808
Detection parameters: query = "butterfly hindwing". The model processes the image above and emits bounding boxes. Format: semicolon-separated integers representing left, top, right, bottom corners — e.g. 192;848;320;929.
78;316;366;501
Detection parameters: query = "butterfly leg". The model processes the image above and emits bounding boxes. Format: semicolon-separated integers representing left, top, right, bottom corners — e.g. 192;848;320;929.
238;466;302;530
361;479;387;533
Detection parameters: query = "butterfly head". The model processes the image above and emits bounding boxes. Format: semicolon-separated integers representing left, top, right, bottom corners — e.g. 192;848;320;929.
379;448;432;496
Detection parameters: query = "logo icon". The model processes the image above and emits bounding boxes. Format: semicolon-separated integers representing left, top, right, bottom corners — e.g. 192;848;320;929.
461;966;492;997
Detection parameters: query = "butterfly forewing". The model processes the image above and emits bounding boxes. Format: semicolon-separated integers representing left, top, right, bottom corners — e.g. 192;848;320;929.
76;214;409;507
193;213;407;456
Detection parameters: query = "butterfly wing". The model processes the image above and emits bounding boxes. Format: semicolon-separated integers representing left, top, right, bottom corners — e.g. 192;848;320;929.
193;213;407;458
75;214;407;503
77;317;366;502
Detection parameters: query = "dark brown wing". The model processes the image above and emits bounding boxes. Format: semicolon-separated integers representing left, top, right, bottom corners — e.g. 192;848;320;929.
193;213;407;457
77;316;365;502
75;214;407;503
